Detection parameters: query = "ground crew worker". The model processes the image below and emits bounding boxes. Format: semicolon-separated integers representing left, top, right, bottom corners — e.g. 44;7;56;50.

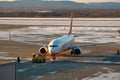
117;50;120;55
32;52;36;58
40;54;46;63
38;54;41;57
17;56;20;64
52;55;56;60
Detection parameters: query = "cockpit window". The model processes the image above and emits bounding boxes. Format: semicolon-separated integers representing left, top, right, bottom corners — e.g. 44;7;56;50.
50;45;58;47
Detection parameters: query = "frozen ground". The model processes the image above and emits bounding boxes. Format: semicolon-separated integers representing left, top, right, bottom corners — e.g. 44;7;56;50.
0;26;119;44
0;18;120;44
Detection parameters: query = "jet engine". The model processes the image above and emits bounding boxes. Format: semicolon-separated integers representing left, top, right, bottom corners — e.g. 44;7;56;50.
39;47;48;54
71;47;82;55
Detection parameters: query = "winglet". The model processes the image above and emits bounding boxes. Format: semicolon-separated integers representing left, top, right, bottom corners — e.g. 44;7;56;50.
68;12;73;35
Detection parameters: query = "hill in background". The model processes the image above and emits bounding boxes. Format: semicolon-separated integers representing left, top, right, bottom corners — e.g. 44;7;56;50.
0;0;120;17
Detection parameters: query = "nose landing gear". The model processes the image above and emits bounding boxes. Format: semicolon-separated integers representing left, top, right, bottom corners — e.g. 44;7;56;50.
52;55;56;60
50;54;56;60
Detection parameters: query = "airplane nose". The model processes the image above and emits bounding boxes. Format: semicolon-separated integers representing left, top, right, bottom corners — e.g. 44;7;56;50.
49;48;54;54
51;49;56;53
49;48;58;54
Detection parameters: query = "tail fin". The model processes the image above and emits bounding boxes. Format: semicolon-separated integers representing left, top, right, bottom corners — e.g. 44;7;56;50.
68;12;73;35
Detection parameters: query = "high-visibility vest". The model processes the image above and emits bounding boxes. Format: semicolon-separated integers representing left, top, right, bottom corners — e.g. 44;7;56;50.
32;53;35;55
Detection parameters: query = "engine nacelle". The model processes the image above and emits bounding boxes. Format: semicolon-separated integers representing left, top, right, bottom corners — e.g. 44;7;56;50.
39;47;48;55
71;47;82;55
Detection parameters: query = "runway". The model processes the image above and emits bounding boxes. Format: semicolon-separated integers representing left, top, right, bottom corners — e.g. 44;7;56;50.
1;55;120;80
16;59;120;80
0;18;120;26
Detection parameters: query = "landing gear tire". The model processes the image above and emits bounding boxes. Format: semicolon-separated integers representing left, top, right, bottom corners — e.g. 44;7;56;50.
53;56;56;60
71;51;74;56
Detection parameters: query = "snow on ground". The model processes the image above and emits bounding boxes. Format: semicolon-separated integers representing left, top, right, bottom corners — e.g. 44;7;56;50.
0;56;16;60
82;67;120;80
82;72;120;80
0;52;16;60
0;26;119;43
0;18;119;43
33;76;44;80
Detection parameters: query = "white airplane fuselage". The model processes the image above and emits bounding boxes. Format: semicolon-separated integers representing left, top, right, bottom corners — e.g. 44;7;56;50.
48;35;74;55
39;13;82;58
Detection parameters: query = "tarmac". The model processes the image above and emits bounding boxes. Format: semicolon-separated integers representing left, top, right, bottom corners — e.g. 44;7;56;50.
16;54;120;80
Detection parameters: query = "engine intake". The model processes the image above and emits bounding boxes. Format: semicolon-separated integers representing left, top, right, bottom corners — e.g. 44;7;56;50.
71;47;82;55
39;47;47;54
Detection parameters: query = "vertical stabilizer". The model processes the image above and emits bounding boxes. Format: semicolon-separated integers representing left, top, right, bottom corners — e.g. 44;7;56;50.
68;13;73;35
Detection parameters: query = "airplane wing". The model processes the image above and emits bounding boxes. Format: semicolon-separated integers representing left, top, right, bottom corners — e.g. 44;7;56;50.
67;42;115;49
13;39;119;50
13;40;48;47
79;42;115;47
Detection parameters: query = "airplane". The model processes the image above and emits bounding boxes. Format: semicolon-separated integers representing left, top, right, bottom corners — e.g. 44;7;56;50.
39;13;75;60
39;13;120;60
39;13;107;60
11;13;118;60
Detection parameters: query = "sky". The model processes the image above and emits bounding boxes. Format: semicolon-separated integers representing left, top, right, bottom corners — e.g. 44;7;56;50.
0;0;120;3
44;0;120;3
